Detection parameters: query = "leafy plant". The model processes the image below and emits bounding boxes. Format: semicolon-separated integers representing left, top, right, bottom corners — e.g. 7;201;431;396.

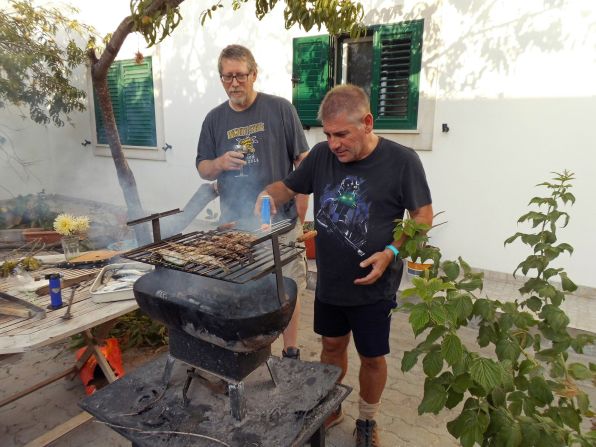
393;212;445;276
0;192;59;229
70;310;168;351
398;171;595;446
109;310;168;350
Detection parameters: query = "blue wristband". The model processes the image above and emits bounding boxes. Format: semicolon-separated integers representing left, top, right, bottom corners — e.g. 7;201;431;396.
385;244;399;259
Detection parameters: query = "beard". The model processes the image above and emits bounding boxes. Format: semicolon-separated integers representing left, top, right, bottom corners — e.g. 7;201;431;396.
228;89;247;106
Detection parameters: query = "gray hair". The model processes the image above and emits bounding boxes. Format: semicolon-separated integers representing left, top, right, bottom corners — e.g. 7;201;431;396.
218;44;258;74
317;84;371;124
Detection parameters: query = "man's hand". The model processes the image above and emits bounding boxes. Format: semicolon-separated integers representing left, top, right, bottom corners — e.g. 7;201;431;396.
197;151;246;180
218;151;246;171
354;249;394;285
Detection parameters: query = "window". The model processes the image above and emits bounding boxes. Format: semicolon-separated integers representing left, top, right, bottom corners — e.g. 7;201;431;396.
292;20;423;130
93;56;157;147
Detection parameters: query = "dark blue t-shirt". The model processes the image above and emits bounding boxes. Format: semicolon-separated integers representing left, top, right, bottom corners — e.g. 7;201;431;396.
284;137;432;306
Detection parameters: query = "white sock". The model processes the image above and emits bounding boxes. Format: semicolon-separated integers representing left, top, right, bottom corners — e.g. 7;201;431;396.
358;396;380;421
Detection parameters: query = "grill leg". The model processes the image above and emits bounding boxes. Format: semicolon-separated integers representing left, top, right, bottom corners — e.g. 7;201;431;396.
266;357;279;387
228;381;246;421
182;367;196;407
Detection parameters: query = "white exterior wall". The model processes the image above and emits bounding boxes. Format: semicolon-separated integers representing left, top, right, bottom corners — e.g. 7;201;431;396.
1;0;595;288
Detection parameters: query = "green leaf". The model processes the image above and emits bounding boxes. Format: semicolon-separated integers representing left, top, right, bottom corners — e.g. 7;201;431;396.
445;389;464;409
442;260;460;281
452;373;472;394
422;350;443;377
401;349;421;372
429;301;447;325
568;362;592;380
559;272;577;292
496;338;521;362
528;376;553;405
518;359;536;375
470;357;503;392
560;406;581;432
524;296;543;312
576;391;590;415
441;334;464;366
418;381;447;415
473;299;495;320
539;304;570;332
409;304;430;336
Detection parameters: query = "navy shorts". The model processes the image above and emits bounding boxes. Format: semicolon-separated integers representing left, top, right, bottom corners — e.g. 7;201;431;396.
314;298;397;358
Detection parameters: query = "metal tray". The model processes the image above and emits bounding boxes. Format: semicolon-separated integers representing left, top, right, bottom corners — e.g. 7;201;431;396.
90;262;153;303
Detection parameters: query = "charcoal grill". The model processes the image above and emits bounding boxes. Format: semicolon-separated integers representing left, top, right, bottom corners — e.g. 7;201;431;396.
123;210;303;420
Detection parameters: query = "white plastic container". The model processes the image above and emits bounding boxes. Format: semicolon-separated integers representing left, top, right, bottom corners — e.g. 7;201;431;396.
90;262;153;303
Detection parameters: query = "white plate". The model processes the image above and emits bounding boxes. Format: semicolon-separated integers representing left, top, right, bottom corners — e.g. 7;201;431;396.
90;262;152;303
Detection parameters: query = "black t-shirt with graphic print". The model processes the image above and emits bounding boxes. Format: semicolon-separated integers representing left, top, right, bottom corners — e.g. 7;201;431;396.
196;93;309;223
284;137;432;306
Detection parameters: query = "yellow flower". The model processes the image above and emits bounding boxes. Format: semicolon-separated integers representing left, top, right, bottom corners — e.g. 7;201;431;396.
53;214;91;236
73;216;90;234
53;213;76;236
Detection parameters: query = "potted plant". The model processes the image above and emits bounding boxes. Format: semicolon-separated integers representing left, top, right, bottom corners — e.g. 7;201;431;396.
392;212;445;277
0;192;61;244
302;221;316;259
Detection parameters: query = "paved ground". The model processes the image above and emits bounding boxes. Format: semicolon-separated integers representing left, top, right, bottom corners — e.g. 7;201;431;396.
1;269;595;447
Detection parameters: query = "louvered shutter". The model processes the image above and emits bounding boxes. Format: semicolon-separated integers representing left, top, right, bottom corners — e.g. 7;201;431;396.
292;36;331;127
93;57;156;147
371;20;423;130
121;57;157;146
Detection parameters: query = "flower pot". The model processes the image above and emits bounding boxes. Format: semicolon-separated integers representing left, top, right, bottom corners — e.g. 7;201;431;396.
407;259;433;276
305;238;316;260
22;229;62;244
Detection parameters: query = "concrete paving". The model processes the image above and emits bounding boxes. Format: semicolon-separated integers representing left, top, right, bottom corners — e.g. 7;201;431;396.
1;267;595;447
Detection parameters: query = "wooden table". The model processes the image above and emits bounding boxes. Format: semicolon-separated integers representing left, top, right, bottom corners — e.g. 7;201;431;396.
0;267;139;446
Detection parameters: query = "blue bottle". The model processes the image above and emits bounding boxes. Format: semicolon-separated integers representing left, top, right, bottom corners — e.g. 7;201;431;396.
46;273;63;309
261;195;271;230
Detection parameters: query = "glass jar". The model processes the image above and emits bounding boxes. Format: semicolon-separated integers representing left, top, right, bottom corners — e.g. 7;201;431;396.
61;235;80;261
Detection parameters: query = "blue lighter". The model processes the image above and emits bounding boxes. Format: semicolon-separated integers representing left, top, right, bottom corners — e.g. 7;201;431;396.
45;273;63;309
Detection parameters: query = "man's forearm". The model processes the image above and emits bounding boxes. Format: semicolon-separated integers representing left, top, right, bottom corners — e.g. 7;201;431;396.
265;181;297;209
197;159;222;181
295;194;309;224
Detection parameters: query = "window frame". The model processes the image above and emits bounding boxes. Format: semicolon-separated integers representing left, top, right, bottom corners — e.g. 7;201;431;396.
88;54;166;161
292;19;424;131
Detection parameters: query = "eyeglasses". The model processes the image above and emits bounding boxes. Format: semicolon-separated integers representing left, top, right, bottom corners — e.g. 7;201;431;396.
220;72;251;84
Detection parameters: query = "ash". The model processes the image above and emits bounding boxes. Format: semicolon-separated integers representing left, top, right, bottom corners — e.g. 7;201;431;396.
81;354;342;447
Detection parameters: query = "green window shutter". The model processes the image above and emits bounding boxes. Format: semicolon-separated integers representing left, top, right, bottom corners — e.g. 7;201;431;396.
120;57;156;146
371;20;423;130
93;57;156;147
292;35;331;127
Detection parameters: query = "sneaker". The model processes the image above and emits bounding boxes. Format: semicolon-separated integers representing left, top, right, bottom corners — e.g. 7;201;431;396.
324;405;344;429
354;419;380;447
282;347;300;360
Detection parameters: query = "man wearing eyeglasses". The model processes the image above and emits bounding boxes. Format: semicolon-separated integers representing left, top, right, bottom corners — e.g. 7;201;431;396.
196;44;309;360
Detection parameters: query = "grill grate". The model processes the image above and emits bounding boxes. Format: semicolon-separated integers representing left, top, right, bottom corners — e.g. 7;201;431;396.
122;224;301;284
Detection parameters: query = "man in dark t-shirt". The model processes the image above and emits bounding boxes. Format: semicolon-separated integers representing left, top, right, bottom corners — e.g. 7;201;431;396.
256;85;433;446
196;45;309;360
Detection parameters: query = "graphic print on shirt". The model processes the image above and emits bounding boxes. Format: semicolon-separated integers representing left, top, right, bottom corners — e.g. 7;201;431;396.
316;176;369;257
227;123;264;166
